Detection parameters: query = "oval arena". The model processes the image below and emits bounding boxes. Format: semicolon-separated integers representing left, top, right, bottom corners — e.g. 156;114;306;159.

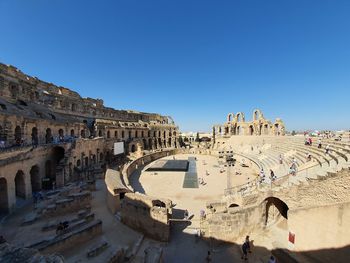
0;63;350;263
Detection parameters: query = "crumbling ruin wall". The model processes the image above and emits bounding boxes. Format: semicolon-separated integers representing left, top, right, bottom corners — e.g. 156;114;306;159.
205;169;350;250
121;193;172;242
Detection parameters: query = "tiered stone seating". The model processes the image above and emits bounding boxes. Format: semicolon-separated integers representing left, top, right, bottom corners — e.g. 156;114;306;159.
220;136;350;194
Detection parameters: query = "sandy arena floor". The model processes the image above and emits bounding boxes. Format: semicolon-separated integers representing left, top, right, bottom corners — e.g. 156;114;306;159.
130;154;257;228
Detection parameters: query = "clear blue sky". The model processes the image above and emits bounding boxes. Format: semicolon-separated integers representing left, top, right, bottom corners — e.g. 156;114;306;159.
1;0;349;132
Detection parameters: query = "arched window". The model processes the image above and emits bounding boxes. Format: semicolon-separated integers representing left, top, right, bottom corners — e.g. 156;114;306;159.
114;131;118;138
107;130;110;138
14;126;21;144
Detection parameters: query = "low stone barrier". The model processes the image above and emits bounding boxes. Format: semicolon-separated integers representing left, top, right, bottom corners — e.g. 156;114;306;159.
30;219;102;254
42;191;92;217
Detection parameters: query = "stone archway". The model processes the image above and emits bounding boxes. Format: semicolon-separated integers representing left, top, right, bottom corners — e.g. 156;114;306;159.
0;178;9;214
264;197;289;226
15;170;26;199
131;144;136;153
148;138;153;150
30;165;41;192
143;138;148;150
14;125;21;145
31;127;38;145
46;128;52;144
249;125;254;136
274;123;279;136
264;124;269;135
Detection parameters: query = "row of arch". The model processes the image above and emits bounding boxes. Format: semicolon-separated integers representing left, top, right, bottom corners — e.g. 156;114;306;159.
98;129;177;140
227;109;264;123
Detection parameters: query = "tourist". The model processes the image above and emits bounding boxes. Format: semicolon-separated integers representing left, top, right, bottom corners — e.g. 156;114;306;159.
206;170;209;176
205;251;212;262
259;169;265;183
200;209;206;220
184;209;189;220
318;139;322;149
325;144;330;154
308;137;312;146
270;169;276;182
279;154;283;164
241;235;251;260
268;255;276;263
306;153;311;162
194;228;201;242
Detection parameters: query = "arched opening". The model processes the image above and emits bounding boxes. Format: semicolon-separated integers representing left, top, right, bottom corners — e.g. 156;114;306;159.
264;197;289;226
0;178;9;214
98;130;102;137
15;170;26;199
107;130;111;138
158;131;161;137
274;124;279;136
142;131;144;137
237;126;241;135
114;131;118;138
30;165;41;192
52;146;65;165
81;129;86;138
227;113;234;122
158;138;162;148
70;129;75;137
122;131;125;138
228;203;239;208
236;113;242;122
135;131;138;138
168;138;171;147
84;156;89;167
225;127;229;134
264;124;269;135
14;125;22;145
163;131;166;138
152;200;166;208
259;124;263;135
143;139;147;150
76;159;81;167
153;131;156;137
131;144;136;153
46;128;52;144
92;154;96;164
249;125;254;136
148;138;153;150
58;129;64;141
99;153;104;163
129;131;132;139
31;127;38;145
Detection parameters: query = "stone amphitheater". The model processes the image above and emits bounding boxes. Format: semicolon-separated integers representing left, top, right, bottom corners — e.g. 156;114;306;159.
0;63;349;263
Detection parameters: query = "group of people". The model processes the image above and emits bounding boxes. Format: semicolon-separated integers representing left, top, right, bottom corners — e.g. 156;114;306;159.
259;169;277;183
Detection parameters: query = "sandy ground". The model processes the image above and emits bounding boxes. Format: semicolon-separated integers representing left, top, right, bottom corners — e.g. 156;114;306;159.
131;154;256;226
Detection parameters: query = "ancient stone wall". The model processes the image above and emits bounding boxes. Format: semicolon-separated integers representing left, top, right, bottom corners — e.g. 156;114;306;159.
205;169;350;251
0;62;179;215
213;109;285;137
121;193;172;242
